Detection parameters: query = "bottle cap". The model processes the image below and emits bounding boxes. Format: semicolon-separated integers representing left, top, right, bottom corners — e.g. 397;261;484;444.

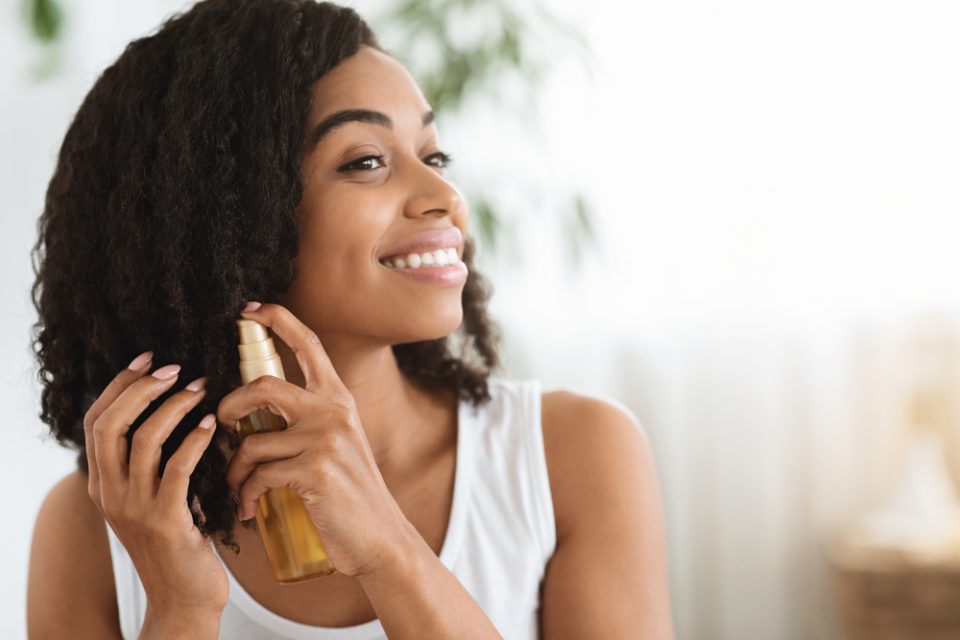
238;319;269;344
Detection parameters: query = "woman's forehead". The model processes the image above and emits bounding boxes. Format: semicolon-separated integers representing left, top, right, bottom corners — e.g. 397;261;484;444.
308;47;428;123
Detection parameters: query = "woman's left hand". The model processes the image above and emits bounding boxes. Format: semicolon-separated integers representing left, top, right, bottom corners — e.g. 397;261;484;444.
216;302;413;579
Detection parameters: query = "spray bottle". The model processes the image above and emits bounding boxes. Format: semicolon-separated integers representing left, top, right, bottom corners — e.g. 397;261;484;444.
235;317;337;582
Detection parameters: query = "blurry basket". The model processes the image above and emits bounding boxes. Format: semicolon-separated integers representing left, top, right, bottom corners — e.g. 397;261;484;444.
830;535;960;640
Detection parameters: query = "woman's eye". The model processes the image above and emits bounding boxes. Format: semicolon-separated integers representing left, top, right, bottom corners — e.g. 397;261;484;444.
339;154;387;173
337;150;455;174
426;151;454;169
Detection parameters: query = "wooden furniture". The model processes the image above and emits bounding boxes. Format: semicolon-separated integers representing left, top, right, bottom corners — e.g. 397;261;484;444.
829;533;960;640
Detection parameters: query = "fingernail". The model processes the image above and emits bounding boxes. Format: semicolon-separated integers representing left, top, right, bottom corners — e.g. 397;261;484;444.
185;376;208;392
151;364;181;380
198;413;216;429
242;301;262;312
127;351;154;372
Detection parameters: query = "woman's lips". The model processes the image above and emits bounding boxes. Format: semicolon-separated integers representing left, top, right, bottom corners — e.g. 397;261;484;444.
380;260;468;286
377;227;463;261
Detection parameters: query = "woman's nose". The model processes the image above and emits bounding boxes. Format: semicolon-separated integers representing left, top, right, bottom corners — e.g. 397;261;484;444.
402;159;463;219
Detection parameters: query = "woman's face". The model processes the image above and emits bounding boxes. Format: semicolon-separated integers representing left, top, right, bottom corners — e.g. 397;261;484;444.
281;45;469;346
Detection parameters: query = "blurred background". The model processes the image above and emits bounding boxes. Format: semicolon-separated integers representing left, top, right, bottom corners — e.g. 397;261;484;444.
4;0;960;638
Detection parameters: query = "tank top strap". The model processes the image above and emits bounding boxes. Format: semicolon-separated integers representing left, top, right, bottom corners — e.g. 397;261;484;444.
477;377;557;561
104;519;148;640
520;378;557;560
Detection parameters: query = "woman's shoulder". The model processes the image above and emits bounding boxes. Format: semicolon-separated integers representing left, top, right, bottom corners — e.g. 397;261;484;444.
536;387;675;637
28;470;121;637
539;388;653;542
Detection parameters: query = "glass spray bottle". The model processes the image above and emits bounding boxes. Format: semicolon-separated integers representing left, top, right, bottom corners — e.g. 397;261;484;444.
235;318;337;582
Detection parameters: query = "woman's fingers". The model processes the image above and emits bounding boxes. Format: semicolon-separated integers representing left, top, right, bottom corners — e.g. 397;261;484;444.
235;457;296;521
156;413;217;512
128;378;209;503
238;303;340;395
224;429;309;498
83;351;155;506
95;364;182;495
216;373;313;432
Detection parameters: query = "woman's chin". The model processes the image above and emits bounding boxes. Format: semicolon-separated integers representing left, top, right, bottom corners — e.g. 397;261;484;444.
390;316;463;344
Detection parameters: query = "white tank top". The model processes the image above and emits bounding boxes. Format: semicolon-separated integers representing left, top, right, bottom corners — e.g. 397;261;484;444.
105;377;556;639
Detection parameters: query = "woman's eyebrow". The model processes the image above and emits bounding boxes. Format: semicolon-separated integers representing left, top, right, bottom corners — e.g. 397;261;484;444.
307;108;435;150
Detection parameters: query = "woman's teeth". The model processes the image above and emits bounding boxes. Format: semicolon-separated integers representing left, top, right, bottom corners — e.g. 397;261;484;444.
381;247;461;269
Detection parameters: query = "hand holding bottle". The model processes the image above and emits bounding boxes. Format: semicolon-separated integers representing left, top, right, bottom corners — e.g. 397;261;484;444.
83;352;228;619
217;302;418;579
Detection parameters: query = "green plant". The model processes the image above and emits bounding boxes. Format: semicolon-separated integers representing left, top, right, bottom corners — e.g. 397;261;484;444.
20;0;64;79
24;0;61;41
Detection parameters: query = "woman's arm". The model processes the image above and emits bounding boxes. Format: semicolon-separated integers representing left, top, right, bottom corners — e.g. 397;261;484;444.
27;471;124;639
539;392;676;639
355;522;503;639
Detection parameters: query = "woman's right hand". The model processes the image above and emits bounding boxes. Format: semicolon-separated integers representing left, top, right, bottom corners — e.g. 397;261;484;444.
83;350;228;619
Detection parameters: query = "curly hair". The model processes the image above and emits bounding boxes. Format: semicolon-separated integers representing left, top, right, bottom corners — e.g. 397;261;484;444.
29;0;502;554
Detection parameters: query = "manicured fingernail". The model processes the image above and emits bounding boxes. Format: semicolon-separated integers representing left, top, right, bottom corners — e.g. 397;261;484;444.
127;351;154;372
242;301;262;312
185;376;208;392
151;364;181;380
198;413;216;429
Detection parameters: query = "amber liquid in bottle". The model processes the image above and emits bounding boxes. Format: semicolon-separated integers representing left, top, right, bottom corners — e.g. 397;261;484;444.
236;318;336;583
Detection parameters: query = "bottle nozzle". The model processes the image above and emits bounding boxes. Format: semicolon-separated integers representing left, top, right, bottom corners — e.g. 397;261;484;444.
236;319;283;375
238;318;269;345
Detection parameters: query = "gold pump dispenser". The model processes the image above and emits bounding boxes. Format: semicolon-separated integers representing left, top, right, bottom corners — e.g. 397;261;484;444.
235;318;336;582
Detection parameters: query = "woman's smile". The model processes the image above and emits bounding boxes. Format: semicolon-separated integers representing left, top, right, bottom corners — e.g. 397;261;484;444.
379;258;468;286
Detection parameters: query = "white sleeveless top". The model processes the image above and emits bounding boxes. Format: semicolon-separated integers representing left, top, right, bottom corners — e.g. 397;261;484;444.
105;377;556;639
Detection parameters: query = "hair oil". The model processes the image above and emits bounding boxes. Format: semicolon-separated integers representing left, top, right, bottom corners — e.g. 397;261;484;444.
235;317;336;582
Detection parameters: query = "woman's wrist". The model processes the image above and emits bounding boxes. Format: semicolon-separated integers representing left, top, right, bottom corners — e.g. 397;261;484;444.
354;512;425;588
140;604;223;640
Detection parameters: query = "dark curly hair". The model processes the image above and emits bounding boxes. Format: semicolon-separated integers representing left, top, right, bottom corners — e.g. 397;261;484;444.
29;0;502;554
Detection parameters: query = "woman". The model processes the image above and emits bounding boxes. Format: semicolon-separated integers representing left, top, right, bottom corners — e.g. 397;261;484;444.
26;1;675;638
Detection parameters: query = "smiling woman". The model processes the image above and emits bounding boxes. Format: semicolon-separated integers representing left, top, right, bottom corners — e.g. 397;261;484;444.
25;0;674;639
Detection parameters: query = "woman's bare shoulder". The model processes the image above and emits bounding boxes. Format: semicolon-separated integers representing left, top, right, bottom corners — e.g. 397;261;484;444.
28;470;121;638
540;389;654;541
538;389;675;638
